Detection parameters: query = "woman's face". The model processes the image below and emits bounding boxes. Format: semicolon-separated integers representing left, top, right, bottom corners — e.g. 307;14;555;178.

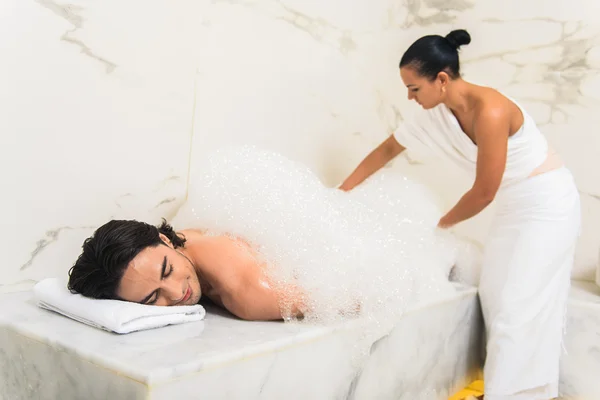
400;67;448;110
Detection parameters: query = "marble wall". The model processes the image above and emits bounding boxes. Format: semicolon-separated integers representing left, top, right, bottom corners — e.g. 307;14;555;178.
597;249;600;286
1;0;199;291
2;0;600;292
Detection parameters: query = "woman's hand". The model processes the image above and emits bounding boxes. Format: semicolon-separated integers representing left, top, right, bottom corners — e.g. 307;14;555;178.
339;135;405;192
437;215;455;229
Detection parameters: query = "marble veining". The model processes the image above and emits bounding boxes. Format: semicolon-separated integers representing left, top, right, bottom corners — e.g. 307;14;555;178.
461;19;598;126
402;0;475;28
154;197;177;209
35;0;116;72
35;0;83;28
19;226;96;271
596;249;600;287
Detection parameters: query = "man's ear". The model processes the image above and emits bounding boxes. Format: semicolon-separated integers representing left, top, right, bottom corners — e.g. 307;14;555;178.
159;233;173;248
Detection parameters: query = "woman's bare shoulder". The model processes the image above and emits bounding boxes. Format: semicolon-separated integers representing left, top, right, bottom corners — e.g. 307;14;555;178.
474;87;516;120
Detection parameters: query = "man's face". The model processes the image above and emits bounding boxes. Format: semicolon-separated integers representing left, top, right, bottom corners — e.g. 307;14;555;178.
116;236;202;306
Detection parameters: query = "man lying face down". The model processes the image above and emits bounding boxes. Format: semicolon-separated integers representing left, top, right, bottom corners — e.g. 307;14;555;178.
68;219;304;321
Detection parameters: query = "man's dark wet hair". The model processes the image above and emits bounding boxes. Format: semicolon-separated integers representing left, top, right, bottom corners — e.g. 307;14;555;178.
67;219;186;299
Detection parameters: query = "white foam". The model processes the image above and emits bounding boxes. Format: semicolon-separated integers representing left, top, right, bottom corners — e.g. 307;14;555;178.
172;146;475;328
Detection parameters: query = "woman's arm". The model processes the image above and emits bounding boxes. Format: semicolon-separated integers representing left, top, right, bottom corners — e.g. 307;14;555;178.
339;135;405;191
438;108;508;228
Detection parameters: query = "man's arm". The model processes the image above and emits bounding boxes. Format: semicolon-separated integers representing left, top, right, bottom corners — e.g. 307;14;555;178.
222;274;306;321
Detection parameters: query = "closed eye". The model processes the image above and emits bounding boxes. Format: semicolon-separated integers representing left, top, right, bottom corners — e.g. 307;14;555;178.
140;256;172;305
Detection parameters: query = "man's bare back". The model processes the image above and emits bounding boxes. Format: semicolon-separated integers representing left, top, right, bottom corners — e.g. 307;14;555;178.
180;230;304;320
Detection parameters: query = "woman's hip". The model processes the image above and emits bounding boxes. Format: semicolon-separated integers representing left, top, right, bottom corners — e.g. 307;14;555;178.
495;167;580;226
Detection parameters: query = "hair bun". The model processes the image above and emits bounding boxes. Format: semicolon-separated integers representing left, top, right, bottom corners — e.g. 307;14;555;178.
445;29;471;50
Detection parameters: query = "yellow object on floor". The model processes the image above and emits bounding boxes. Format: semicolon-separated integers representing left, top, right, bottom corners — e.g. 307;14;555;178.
448;380;484;400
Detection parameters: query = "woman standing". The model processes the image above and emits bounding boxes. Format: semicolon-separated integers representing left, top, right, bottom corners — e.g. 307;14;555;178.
340;29;581;400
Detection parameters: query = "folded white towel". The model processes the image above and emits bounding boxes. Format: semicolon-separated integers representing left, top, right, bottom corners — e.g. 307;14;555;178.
33;278;206;334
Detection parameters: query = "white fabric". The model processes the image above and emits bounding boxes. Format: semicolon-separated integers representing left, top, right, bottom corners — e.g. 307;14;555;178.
393;97;548;186
394;97;581;398
479;168;580;399
33;278;206;334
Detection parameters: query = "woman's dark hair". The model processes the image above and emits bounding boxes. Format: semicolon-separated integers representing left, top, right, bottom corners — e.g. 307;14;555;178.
400;29;471;80
67;219;186;299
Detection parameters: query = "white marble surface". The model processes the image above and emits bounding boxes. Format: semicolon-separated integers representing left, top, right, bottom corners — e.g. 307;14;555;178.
0;284;481;400
560;281;600;398
596;248;600;287
3;0;600;294
349;287;483;399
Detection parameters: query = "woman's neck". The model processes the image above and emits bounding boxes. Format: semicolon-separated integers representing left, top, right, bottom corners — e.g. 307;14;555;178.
443;79;477;114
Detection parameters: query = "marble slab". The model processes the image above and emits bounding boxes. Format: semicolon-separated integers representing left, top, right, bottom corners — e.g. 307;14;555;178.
0;284;481;400
349;286;483;400
559;281;600;399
